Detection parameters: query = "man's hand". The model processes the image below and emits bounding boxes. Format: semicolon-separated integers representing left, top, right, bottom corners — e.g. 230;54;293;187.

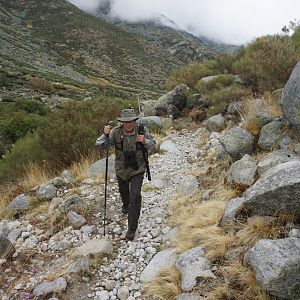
104;125;111;136
136;135;145;144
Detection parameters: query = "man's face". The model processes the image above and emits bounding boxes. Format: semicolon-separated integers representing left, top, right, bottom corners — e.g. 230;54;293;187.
122;120;136;133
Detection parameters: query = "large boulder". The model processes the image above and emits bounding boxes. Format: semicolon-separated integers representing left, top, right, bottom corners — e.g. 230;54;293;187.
257;150;299;175
257;121;284;151
140;100;158;116
226;154;257;187
140;248;178;283
139;116;163;131
220;127;254;160
175;247;215;291
167;84;188;110
205;114;226;132
155;84;188;116
6;194;31;211
221;197;246;226
243;160;300;216
155;94;168;115
245;238;300;299
87;156;115;178
36;183;57;200
280;60;300;139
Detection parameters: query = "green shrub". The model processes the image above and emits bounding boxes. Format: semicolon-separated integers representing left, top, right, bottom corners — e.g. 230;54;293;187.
14;99;48;115
165;60;218;90
0;133;50;183
1;95;16;102
37;97;133;167
214;53;235;74
195;74;235;95
0;111;44;143
207;85;250;117
0;96;134;183
233;35;300;92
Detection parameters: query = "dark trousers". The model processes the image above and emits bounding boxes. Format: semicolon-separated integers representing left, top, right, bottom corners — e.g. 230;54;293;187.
117;173;144;232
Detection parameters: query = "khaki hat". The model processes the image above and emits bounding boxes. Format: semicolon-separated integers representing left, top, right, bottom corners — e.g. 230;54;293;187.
117;108;139;122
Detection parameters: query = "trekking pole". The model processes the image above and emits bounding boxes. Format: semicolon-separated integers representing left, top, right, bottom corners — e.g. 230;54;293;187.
103;121;110;237
138;124;151;181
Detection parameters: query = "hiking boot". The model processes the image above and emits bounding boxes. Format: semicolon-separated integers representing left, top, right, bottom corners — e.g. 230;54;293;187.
125;230;135;241
122;205;129;214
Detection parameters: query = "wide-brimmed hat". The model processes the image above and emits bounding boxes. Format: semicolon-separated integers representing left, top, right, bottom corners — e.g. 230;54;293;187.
117;108;139;122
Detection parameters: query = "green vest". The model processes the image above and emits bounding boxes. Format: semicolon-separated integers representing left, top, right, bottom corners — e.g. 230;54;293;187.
112;125;145;180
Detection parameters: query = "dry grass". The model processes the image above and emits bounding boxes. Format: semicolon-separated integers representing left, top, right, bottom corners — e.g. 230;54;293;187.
240;94;282;138
170;199;226;252
207;261;270;300
22;162;53;190
237;216;285;250
143;267;181;300
199;227;236;261
89;253;105;270
0;184;27;219
169;162;237;252
25;198;50;225
262;92;282;118
71;152;97;181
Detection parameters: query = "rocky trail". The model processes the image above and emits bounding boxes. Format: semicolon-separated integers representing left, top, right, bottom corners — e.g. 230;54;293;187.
1;126;204;300
84;128;202;300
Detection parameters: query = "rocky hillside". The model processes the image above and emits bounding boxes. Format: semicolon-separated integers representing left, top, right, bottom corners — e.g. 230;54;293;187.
0;0;217;106
1;61;300;299
94;5;216;63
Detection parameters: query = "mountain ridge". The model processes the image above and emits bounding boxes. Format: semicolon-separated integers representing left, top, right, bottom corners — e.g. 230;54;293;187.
0;0;217;105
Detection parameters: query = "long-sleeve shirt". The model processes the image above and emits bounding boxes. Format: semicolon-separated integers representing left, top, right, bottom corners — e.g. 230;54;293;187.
95;124;155;180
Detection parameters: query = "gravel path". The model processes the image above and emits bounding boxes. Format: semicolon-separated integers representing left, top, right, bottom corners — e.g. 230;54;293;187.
89;128;202;300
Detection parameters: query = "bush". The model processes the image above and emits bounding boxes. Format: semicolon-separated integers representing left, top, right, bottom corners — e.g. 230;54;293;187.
37;97;133;167
195;74;235;95
0;111;44;143
0;96;134;183
0;133;50;183
27;76;54;93
14;99;48;115
165;60;218;90
207;85;250;117
233;35;300;93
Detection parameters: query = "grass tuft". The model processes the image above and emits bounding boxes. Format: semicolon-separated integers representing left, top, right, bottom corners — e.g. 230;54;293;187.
237;216;285;250
70;152;97;181
143;267;181;300
23;161;53;190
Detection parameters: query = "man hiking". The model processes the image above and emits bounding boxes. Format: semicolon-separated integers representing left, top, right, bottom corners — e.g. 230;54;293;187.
96;108;155;241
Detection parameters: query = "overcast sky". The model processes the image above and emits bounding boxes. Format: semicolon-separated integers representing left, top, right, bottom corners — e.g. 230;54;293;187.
68;0;300;45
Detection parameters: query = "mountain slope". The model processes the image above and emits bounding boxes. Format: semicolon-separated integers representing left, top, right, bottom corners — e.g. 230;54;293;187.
0;0;217;104
94;5;217;63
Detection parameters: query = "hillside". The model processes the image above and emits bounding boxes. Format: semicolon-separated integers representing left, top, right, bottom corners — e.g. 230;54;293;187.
0;0;216;105
94;8;217;63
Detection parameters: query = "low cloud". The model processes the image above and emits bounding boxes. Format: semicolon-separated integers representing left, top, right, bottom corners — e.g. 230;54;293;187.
68;0;300;45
